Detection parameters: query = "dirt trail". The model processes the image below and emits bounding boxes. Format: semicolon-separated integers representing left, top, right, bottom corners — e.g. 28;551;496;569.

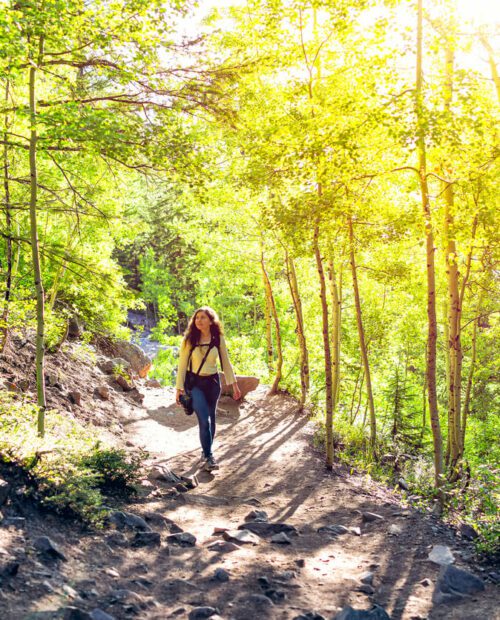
115;385;498;620
1;383;497;620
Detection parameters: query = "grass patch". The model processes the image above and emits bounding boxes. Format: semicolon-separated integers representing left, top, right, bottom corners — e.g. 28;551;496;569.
0;391;146;526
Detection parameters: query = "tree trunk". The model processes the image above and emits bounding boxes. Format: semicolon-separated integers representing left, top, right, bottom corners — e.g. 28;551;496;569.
327;253;342;415
348;215;376;453
462;298;480;444
285;249;309;407
29;37;47;434
260;249;282;393
313;221;334;468
416;0;443;489
0;80;12;353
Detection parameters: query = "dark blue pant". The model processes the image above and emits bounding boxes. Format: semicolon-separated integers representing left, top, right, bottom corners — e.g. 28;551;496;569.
191;374;221;458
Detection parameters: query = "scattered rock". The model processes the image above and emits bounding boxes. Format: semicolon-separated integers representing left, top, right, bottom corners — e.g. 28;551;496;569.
207;541;241;553
428;545;454;566
68;390;82;406
115;374;133;391
271;532;292;544
263;588;286;603
361;512;385;523
360;572;374;585
334;604;390;619
213;568;230;582
295;558;306;568
96;385;110;400
420;578;432;587
33;536;67;561
151;466;183;484
2;516;26;528
293;613;326;620
97;357;131;375
397;477;409;491
108;511;151;532
131;532;161;547
238;521;297;537
0;479;10;506
222;529;260;545
0;560;19;580
245;510;268;522
90;610;116;620
317;524;350;537
63;607;93;620
388;523;404;536
245;593;274;607
129;387;145;404
167;532;197;547
458;523;479;540
188;607;220;620
433;564;485;604
145;378;162;388
105;532;128;547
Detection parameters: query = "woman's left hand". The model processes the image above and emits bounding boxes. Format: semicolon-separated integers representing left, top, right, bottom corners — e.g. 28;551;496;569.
232;383;242;401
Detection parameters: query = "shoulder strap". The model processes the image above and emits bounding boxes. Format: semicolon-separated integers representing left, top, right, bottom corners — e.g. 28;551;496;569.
194;343;214;376
218;347;224;372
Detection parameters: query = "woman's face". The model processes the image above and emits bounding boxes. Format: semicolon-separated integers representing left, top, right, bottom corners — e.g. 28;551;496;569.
195;311;212;332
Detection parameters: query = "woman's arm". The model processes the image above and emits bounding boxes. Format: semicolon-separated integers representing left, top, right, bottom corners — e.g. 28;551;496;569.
219;336;241;400
175;339;190;403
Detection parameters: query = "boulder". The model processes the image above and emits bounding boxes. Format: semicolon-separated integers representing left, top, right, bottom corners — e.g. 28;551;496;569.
108;340;151;378
220;373;259;398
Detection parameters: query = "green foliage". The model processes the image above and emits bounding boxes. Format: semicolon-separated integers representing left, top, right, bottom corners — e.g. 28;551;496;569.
0;392;145;525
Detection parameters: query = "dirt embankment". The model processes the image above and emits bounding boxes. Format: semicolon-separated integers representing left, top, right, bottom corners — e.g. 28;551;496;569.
0;338;497;620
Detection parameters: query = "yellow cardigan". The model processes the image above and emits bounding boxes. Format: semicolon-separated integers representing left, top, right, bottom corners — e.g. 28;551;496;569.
176;335;237;390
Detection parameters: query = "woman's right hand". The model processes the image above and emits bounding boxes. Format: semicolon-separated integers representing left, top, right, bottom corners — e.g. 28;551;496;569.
175;389;183;405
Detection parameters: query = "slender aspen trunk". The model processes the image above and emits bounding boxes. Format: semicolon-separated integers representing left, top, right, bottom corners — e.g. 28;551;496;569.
260;249;282;393
285;249;309;407
442;43;462;479
29;37;47;433
327;254;342;414
462;298;480;444
349;368;362;423
1;81;12;352
348;216;376;453
313;221;334;468
261;243;274;373
416;0;443;489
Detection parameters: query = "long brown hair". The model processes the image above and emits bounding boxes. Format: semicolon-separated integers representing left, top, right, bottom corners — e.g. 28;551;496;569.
184;306;223;348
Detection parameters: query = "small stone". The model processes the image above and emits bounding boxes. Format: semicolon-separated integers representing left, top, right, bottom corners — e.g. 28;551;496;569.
104;568;120;578
207;541;240;553
271;532;292;544
295;558;306;568
350;527;361;536
388;523;404;536
96;386;110;400
68;391;82;406
105;532;128;547
264;588;286;603
188;607;219;619
213;568;230;582
397;478;409;491
334;605;390;619
63;608;92;620
245;510;268;522
222;529;260;545
362;512;385;523
167;532;196;547
33;536;67;561
246;593;274;607
90;610;116;620
293;613;326;620
420;578;432;587
433;564;485;604
459;523;478;540
131;532;161;547
360;572;374;585
428;545;454;566
317;525;349;537
145;379;162;388
0;480;10;506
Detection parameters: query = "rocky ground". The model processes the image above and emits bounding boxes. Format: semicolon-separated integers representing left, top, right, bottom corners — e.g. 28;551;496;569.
0;337;498;620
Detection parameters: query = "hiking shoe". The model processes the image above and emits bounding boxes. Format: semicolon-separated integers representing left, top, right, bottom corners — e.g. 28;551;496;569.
204;455;219;471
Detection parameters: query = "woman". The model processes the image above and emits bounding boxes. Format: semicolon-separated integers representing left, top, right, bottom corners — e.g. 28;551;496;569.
176;306;241;471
